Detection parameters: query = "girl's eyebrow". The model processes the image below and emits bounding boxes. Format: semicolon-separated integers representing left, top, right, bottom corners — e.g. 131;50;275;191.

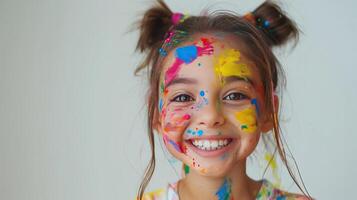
224;75;254;86
165;77;198;88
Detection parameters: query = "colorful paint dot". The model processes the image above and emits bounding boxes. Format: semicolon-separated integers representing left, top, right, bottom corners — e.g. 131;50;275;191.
251;98;260;116
197;130;204;136
183;114;191;120
184;164;190;175
199;90;205;97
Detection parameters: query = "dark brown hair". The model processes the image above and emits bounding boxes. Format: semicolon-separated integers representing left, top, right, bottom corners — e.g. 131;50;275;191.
133;0;310;199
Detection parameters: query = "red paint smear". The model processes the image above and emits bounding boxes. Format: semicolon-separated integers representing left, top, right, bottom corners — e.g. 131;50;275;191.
180;142;187;154
161;108;167;120
164;88;169;96
165;59;184;86
163;134;168;145
182;114;191;120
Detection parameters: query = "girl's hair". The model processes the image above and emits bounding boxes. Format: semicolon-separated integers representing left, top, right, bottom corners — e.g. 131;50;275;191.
133;0;310;199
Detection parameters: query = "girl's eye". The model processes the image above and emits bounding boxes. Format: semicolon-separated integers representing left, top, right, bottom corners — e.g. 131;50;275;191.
223;92;249;101
172;94;194;102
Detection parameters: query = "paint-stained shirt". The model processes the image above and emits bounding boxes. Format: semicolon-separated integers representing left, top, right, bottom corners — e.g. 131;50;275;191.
139;179;310;200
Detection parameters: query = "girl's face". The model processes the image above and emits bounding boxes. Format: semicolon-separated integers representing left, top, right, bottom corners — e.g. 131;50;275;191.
156;34;271;177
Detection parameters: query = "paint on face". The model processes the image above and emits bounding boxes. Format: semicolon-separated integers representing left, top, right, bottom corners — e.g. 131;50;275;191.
186;128;204;136
159;98;164;113
163;134;187;154
214;49;251;84
194;90;209;110
215;178;232;200
184;164;190;175
163;113;191;132
235;106;257;134
251;98;260;116
164;38;214;86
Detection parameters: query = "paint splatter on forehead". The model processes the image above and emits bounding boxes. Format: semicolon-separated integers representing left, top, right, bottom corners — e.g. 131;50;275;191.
214;48;252;85
164;38;214;86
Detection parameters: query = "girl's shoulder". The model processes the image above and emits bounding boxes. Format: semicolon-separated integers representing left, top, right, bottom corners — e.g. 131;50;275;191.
139;182;179;200
257;179;311;200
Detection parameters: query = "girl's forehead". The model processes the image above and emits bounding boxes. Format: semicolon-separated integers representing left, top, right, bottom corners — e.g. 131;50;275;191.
160;35;260;85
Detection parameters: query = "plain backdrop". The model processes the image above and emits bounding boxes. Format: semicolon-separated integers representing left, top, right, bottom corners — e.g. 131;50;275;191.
0;0;356;199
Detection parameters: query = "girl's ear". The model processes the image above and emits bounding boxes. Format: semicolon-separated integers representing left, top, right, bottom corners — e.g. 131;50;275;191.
260;94;279;133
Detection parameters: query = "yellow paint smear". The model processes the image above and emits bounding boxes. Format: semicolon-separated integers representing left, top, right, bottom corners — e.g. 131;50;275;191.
200;168;207;174
235;107;257;134
265;153;281;187
215;49;251;78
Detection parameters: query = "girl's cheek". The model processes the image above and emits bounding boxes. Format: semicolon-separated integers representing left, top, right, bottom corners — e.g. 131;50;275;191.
225;98;260;135
234;105;258;134
160;105;193;154
162;108;192;133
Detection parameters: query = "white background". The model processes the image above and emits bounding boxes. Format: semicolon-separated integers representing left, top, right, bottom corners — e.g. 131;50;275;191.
0;0;356;199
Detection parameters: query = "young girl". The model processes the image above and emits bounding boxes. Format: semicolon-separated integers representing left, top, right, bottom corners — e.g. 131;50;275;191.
134;0;311;199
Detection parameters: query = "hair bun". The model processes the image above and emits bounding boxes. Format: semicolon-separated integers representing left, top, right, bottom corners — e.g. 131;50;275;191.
136;0;173;53
248;1;299;47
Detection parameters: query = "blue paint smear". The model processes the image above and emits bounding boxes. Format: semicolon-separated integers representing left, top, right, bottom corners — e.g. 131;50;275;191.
199;90;205;97
186;129;196;135
168;139;181;153
215;178;231;200
175;45;198;64
251;98;260;116
159;98;163;112
197;130;204;136
277;196;286;200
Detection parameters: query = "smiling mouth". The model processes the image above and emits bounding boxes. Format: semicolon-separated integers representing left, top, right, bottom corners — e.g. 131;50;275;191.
190;138;233;151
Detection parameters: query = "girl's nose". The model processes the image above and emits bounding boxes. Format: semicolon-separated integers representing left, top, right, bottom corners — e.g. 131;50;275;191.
197;101;225;128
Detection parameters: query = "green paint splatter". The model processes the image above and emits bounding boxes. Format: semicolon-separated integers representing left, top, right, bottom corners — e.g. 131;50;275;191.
184;164;190;175
160;81;165;94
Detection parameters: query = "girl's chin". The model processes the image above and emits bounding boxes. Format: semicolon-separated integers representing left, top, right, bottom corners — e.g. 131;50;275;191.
188;160;236;178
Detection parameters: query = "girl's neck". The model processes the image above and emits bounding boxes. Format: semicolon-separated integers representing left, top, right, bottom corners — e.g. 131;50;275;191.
177;160;262;200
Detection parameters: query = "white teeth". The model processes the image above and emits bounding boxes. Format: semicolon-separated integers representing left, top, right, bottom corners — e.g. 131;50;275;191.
191;139;231;151
223;140;228;145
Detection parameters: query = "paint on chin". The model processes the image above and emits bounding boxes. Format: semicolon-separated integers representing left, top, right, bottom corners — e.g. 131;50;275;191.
164;38;214;86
